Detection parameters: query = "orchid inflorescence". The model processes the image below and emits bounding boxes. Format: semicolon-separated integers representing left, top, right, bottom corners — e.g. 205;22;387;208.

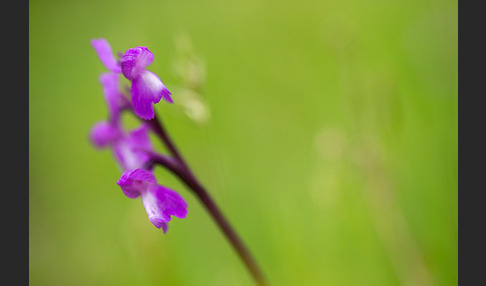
89;38;266;285
89;38;187;233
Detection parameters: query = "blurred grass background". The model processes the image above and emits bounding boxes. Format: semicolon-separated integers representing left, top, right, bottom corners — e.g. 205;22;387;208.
29;0;457;285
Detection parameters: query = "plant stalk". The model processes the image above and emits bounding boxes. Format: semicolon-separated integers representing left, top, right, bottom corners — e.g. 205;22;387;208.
144;113;267;286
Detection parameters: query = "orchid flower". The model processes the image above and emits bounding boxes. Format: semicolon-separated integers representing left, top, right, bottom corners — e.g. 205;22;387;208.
90;119;187;232
117;169;188;232
91;38;172;120
121;47;173;120
90;121;150;169
90;114;188;232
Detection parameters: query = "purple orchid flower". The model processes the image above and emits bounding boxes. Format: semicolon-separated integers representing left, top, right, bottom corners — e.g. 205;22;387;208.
90;122;188;232
117;169;188;232
121;47;173;120
90;123;152;171
91;38;172;120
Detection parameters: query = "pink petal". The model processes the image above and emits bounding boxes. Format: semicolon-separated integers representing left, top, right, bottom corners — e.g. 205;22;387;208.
89;121;122;149
131;70;172;120
91;39;122;73
112;125;152;170
141;184;188;229
99;73;125;122
120;47;154;80
117;169;157;198
160;223;168;233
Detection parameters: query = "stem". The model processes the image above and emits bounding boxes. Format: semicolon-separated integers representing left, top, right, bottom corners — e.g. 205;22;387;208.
146;113;190;171
143;113;267;286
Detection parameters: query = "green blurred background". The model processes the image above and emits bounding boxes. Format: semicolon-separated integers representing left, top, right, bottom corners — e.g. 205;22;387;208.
29;0;457;285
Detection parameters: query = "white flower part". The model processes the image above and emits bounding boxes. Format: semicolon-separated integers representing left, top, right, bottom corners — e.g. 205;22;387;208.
138;70;165;96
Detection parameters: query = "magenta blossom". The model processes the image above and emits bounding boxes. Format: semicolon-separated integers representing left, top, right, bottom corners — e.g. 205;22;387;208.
117;169;188;232
91;38;172;120
121;47;173;120
90;121;188;232
90;123;151;171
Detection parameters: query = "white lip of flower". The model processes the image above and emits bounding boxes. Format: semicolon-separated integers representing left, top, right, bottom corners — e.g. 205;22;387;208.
139;71;164;94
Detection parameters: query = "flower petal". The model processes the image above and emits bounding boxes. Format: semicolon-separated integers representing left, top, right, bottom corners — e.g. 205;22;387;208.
112;124;152;170
126;124;152;153
91;39;122;73
117;169;157;198
141;184;188;229
99;72;126;122
120;47;154;80
89;121;122;149
131;70;172;120
160;223;168;233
